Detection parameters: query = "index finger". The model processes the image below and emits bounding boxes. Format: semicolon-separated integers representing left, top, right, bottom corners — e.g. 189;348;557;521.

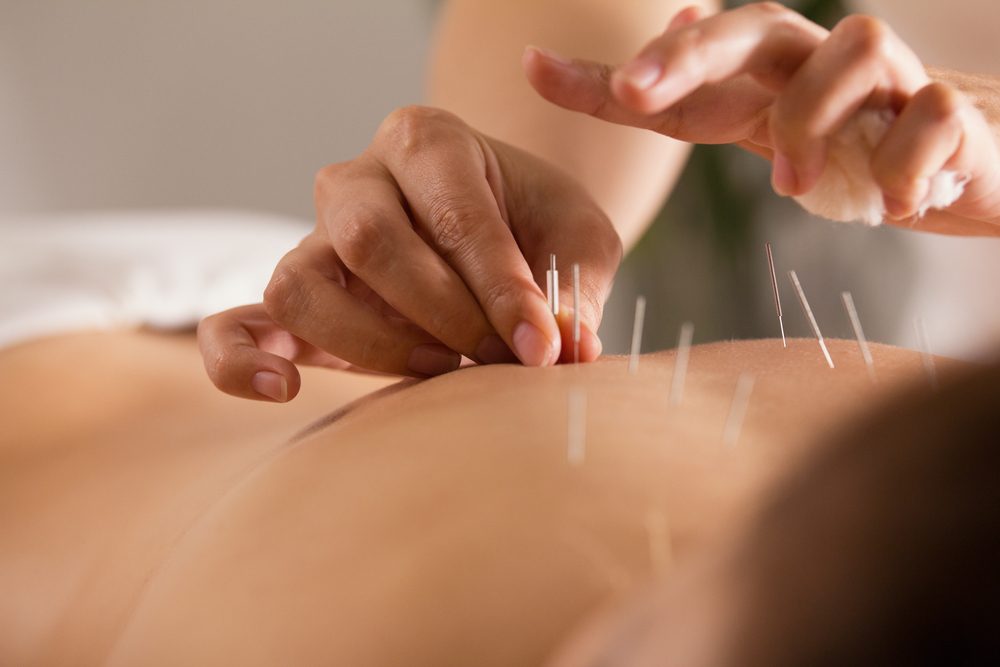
612;3;828;114
371;106;561;367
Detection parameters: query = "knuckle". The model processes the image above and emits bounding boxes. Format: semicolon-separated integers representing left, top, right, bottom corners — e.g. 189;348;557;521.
205;346;235;388
427;195;479;256
835;14;893;59
480;277;525;314
313;162;348;201
332;207;385;271
195;313;218;340
917;83;963;122
749;2;792;18
664;26;706;68
263;262;306;326
378;105;458;156
870;157;912;196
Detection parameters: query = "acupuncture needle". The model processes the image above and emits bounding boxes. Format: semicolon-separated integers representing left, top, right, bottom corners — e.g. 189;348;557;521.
567;387;587;466
546;253;559;316
628;296;646;375
788;270;835;369
669;321;694;406
765;243;786;348
723;372;755;448
841;291;876;382
572;263;581;364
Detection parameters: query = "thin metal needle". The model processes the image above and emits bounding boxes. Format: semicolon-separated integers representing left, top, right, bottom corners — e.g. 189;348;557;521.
765;242;786;348
723;372;756;448
841;291;876;382
546;253;559;316
567;388;587;466
669;321;694;406
628;296;646;375
572;263;581;364
788;270;835;369
914;318;939;390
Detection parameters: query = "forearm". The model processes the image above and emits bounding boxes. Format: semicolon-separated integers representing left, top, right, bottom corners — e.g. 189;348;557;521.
427;0;718;250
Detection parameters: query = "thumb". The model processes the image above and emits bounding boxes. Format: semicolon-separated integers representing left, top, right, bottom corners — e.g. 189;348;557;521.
527;208;622;364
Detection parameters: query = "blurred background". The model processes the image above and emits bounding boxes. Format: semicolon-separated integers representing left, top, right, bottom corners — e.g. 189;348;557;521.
2;0;999;359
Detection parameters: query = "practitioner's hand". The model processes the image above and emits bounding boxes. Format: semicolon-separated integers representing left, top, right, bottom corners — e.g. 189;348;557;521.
199;107;621;400
524;2;1000;235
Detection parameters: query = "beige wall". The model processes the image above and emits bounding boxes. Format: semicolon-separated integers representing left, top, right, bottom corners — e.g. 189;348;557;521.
0;0;435;220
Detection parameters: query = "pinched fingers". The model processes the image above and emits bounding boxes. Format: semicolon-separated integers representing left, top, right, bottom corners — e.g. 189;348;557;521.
316;161;511;364
550;257;615;364
871;82;999;222
370;106;561;367
663;5;706;34
769;14;929;195
514;189;622;364
263;237;462;378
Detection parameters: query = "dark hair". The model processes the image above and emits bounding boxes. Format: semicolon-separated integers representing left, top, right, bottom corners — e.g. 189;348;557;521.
728;360;1000;666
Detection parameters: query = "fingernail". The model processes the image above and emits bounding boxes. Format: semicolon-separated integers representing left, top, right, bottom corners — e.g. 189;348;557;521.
883;194;912;219
476;334;519;365
252;371;288;402
772;152;799;196
617;56;664;90
525;44;573;67
513;320;558;367
408;344;461;376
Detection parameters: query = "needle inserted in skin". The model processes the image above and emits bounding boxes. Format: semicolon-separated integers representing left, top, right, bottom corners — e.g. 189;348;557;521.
723;372;756;448
765;243;786;348
546;253;559;316
572;263;581;364
628;296;646;375
914;318;939;390
788;270;835;369
841;291;876;382
669;321;694;406
567;388;587;466
645;509;672;576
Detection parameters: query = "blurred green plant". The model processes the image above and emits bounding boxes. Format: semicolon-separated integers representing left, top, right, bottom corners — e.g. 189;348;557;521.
698;0;847;256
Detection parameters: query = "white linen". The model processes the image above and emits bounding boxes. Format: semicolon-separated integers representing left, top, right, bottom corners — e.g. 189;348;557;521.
0;209;309;350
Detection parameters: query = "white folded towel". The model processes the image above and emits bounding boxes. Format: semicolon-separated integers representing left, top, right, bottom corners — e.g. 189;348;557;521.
0;209;309;349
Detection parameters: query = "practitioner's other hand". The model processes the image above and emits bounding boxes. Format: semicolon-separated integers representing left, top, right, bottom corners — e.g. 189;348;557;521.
199;107;621;400
525;2;1000;235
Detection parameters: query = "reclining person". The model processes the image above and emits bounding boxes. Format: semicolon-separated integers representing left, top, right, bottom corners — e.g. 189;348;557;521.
0;330;973;665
